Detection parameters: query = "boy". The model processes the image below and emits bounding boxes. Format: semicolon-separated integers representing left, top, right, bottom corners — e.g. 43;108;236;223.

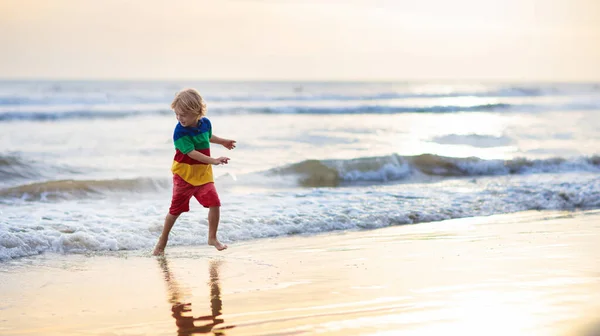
153;88;236;255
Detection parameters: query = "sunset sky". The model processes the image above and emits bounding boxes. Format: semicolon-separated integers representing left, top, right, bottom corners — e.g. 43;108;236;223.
1;0;599;81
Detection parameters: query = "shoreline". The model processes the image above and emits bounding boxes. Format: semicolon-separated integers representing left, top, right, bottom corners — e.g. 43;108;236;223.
2;209;600;335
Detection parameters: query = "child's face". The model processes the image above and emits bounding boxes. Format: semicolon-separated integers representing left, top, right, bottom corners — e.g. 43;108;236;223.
174;110;198;127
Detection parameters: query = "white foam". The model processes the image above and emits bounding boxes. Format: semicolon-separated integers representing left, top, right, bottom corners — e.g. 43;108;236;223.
1;172;599;261
339;162;412;182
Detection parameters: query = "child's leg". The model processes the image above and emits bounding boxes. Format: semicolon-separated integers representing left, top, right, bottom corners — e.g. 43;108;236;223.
207;206;227;251
155;175;194;255
153;213;180;255
193;183;226;251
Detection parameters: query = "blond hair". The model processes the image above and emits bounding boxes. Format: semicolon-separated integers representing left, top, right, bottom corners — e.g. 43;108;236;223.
171;88;207;117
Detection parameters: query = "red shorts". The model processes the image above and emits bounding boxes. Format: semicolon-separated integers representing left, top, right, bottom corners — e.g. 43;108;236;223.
169;174;221;215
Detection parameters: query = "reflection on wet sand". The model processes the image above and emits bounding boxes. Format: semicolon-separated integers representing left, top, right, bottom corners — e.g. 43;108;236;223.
158;257;235;335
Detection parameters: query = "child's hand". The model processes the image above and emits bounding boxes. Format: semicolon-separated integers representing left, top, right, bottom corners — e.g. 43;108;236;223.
213;157;230;165
222;139;236;150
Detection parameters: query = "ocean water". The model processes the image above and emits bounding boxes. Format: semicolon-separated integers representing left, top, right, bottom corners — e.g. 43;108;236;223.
1;80;599;261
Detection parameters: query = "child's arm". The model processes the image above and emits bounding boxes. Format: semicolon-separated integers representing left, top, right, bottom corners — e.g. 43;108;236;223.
210;135;236;150
187;150;230;165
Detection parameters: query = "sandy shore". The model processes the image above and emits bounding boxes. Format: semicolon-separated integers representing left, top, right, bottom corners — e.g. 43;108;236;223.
1;210;600;335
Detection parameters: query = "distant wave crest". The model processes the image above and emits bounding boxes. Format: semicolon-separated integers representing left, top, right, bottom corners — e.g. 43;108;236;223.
0;103;516;121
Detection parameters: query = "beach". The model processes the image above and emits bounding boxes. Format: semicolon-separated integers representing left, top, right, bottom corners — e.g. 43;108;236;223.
2;209;599;335
1;80;600;335
2;0;600;333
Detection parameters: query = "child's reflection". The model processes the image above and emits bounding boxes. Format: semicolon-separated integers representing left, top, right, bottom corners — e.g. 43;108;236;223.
158;257;234;335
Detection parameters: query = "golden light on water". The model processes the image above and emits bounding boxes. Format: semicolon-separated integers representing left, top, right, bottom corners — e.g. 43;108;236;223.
384;112;521;159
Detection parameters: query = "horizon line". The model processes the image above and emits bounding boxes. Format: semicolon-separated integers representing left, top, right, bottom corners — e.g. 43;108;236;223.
1;77;599;83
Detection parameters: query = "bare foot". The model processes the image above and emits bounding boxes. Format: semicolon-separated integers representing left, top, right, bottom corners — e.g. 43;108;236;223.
208;238;228;251
152;247;165;256
153;240;166;256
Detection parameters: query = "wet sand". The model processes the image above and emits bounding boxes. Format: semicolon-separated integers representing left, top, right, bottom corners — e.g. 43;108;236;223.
1;210;600;335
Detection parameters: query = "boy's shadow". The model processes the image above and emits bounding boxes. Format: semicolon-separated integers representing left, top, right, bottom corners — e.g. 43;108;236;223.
158;257;235;335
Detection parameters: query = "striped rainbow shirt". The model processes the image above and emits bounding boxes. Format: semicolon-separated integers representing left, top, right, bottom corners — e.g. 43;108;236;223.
170;118;214;186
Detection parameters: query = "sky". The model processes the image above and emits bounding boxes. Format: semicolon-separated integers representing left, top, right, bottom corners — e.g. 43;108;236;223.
0;0;599;81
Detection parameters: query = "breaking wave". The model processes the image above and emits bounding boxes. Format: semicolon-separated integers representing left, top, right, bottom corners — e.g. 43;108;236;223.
0;177;170;201
0;154;81;185
0;155;35;180
268;154;600;187
2;174;599;261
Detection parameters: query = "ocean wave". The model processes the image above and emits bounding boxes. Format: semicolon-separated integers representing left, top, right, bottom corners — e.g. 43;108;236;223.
4;155;599;201
0;154;83;187
267;154;600;187
0;155;34;180
4;87;600;121
0;108;173;121
250;103;513;114
3;99;600;121
2;174;599;261
0;103;515;121
0;178;170;201
0;154;79;183
1;83;598;107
